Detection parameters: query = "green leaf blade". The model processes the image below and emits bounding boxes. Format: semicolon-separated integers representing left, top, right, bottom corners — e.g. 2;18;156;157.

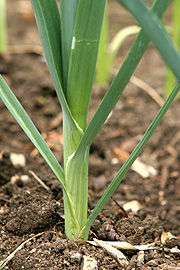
118;0;180;83
84;81;180;238
0;76;65;189
76;0;171;153
66;0;106;130
60;0;79;92
30;0;70;117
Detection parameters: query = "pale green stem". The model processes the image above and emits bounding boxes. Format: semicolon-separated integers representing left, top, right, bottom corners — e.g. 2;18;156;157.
63;113;89;240
63;148;89;240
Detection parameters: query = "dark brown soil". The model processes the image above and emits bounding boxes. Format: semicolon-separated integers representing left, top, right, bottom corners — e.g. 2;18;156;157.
0;1;180;269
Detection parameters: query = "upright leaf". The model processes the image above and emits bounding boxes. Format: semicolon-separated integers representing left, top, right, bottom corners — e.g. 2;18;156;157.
66;0;106;130
31;0;83;167
76;0;171;153
31;0;69;117
60;0;79;93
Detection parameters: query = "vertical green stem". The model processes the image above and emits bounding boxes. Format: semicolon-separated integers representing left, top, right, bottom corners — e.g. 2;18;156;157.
63;147;89;240
62;112;89;240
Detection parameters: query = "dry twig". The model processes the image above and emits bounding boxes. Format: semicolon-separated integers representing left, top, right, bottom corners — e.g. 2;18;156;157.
29;170;50;191
130;75;164;107
92;238;129;267
0;232;44;269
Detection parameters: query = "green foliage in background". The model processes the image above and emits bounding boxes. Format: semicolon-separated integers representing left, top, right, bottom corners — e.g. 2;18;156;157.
96;4;140;85
164;0;180;97
0;0;7;53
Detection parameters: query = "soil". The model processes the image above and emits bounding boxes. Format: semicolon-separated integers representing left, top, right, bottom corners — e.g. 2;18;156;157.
0;1;180;269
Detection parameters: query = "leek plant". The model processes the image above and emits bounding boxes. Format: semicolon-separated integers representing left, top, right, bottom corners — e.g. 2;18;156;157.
0;0;180;241
0;0;7;53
